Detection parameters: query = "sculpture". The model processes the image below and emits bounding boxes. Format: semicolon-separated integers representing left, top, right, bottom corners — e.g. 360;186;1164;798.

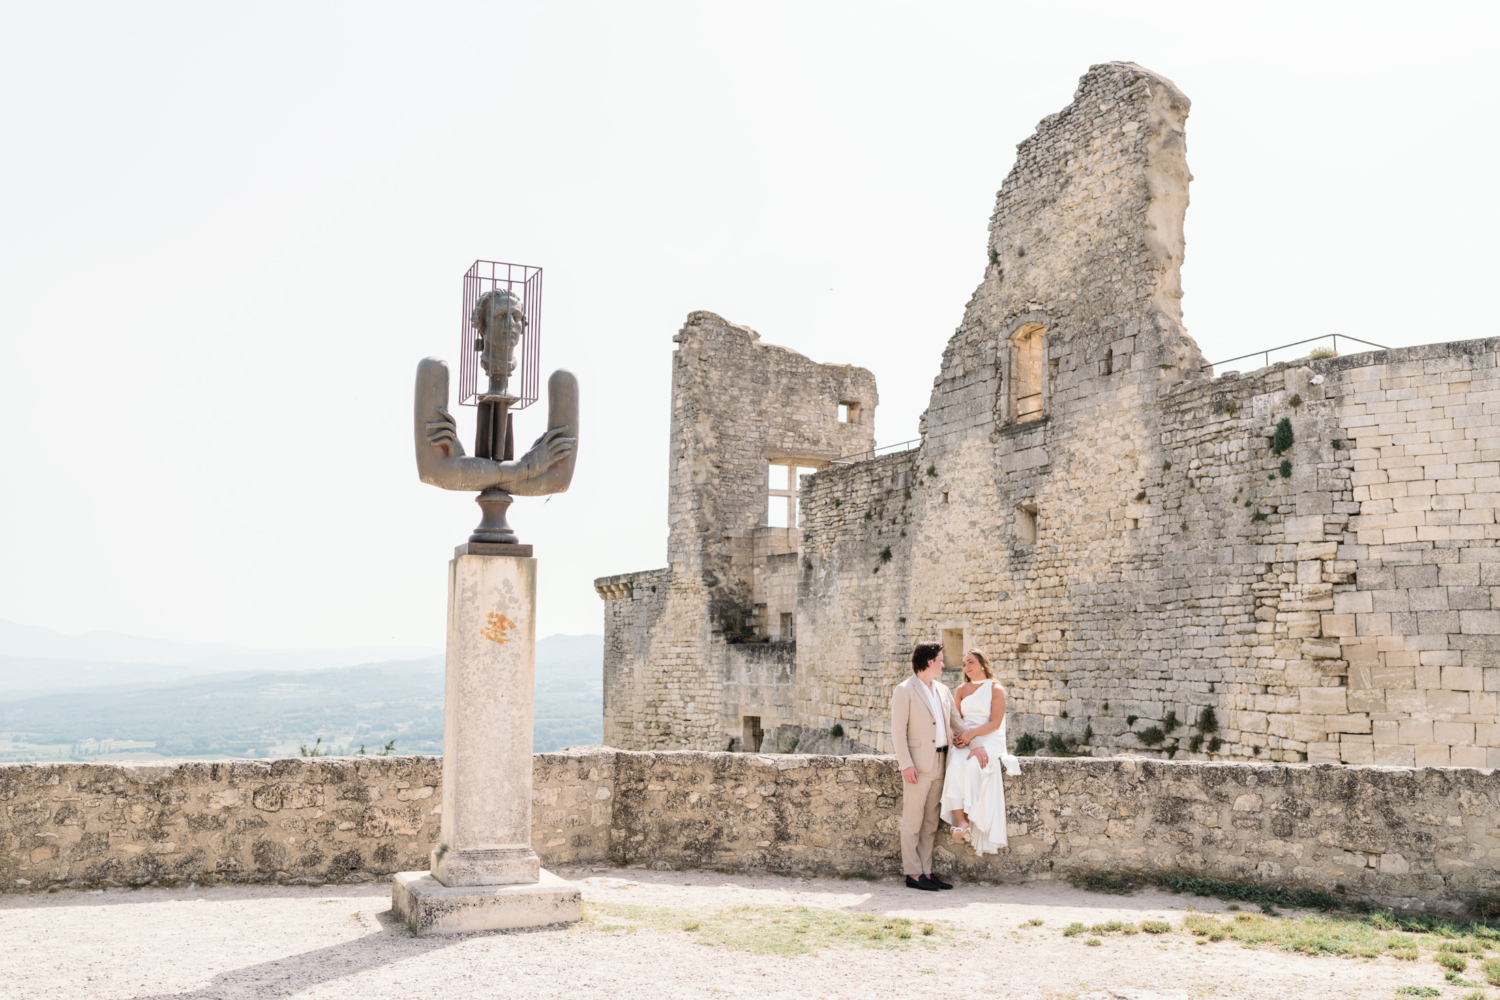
414;287;578;544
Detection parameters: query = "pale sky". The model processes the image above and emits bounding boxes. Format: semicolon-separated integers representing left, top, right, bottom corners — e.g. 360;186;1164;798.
1;2;1496;651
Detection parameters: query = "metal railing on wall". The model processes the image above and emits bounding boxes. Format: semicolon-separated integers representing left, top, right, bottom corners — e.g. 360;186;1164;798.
830;438;921;465
1205;334;1390;374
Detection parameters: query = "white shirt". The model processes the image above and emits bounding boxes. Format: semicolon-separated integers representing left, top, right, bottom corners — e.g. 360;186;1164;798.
915;677;948;749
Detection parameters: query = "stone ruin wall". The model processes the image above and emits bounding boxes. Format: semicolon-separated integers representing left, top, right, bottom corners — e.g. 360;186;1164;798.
3;753;1496;912
597;62;1500;770
798;340;1500;767
597;313;875;750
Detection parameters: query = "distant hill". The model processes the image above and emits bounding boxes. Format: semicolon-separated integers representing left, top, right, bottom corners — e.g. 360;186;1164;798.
0;631;603;758
0;617;441;696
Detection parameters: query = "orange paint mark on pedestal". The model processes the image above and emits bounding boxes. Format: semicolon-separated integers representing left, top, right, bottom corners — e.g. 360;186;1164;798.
481;612;516;644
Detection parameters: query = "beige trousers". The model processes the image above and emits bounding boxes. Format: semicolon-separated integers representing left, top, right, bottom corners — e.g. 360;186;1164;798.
899;751;945;875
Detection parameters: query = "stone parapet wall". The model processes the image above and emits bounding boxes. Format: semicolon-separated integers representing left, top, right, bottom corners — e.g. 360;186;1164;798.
4;752;1496;912
0;754;611;892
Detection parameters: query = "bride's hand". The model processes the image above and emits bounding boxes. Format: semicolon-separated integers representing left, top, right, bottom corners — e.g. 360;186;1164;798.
972;746;990;768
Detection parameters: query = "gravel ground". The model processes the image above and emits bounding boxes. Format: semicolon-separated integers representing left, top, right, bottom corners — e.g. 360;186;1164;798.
0;866;1461;1000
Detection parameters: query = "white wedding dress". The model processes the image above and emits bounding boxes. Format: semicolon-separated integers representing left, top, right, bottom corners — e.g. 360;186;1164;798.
940;680;1019;856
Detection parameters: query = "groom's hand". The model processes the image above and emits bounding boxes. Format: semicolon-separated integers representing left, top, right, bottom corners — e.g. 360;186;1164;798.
901;766;918;784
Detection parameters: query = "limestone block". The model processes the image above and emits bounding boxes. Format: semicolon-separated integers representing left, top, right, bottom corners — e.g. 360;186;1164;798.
1426;689;1470;714
391;870;581;937
1442;665;1485;690
1339;742;1374;765
1298;687;1348;715
1461;610;1500;634
1414;744;1451;767
1342;640;1379;668
1398;720;1433;744
1433;721;1475;745
1373;744;1416;766
1285;611;1323;638
1292;716;1327;742
1301;639;1342;659
1306;742;1342;764
1450;745;1489;768
1296;541;1338;561
1321;614;1356;637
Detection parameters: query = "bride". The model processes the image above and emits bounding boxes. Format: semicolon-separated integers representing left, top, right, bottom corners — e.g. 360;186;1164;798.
940;648;1018;855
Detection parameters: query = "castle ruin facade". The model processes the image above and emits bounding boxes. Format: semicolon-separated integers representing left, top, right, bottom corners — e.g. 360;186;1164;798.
596;62;1500;768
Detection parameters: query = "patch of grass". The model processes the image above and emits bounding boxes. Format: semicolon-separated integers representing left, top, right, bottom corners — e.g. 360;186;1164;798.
1141;920;1171;934
1024;918;1044;927
1084;937;1102;946
1439;951;1470;972
583;902;960;956
836;871;877;881
1486;957;1500;984
1183;914;1228;941
1063;922;1087;937
1395;988;1439;997
1251;510;1269;522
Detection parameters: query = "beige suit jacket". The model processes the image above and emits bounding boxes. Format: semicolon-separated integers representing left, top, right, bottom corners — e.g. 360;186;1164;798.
891;675;963;774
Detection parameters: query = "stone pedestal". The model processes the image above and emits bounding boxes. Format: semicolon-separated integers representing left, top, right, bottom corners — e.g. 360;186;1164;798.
392;548;581;934
392;870;582;937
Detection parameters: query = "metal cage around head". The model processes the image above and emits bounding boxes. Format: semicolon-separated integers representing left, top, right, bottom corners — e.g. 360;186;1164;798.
458;260;541;410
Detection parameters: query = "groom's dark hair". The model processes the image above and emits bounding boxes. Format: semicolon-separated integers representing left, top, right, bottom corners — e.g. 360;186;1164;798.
911;642;943;673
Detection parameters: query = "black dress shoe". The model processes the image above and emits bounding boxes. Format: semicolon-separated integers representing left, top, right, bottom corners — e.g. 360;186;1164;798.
927;874;954;890
905;875;939;891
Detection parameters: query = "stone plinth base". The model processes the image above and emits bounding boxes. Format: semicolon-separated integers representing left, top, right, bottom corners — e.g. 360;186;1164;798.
391;869;581;937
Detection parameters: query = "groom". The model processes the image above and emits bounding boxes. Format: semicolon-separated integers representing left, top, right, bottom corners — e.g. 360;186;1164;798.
890;642;959;891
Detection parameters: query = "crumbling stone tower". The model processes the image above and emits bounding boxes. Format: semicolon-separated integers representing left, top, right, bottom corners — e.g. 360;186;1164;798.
595;312;875;749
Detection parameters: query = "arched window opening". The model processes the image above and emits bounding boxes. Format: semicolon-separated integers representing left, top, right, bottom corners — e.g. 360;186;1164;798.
1011;323;1046;422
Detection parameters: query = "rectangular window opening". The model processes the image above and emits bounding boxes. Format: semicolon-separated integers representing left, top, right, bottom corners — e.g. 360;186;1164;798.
941;629;965;672
1011;324;1046;423
780;612;794;641
743;716;763;753
1016;503;1038;545
838;401;861;424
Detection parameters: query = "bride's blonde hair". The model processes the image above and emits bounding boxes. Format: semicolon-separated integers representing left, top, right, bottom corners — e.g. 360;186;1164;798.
965;648;994;679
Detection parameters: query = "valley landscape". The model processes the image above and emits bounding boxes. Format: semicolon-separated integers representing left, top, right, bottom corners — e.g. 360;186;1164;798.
0;620;602;760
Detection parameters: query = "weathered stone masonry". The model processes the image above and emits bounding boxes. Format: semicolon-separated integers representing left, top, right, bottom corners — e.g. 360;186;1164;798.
3;754;1496;913
597;312;876;751
599;61;1500;769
